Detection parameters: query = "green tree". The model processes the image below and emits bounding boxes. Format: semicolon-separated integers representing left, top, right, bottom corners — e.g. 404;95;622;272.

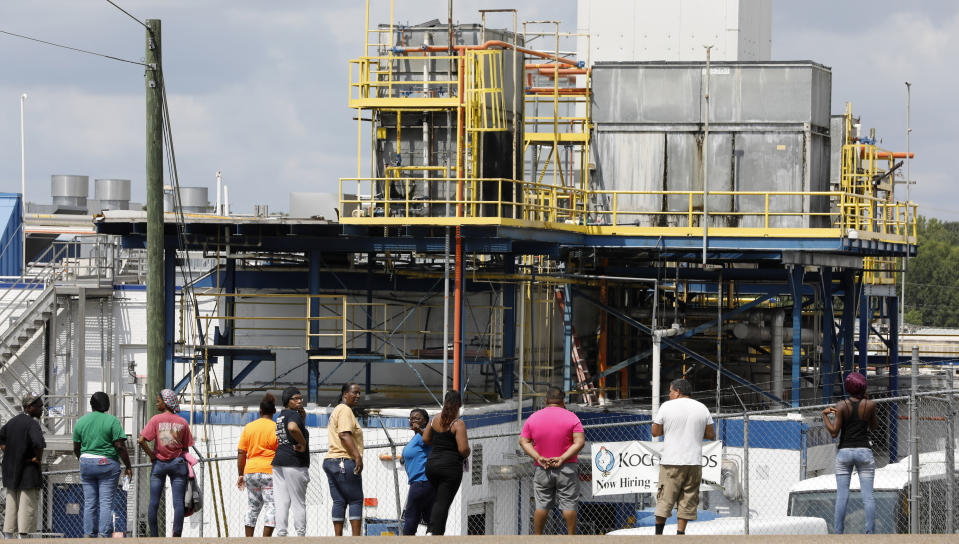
904;216;959;327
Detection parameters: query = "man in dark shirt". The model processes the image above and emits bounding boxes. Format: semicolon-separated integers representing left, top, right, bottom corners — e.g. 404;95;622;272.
0;394;46;537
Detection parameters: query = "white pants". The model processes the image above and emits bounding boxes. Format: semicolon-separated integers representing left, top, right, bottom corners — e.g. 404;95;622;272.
273;465;310;536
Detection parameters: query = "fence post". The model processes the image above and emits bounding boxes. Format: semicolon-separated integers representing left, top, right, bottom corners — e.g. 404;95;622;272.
909;345;919;534
743;413;749;535
376;415;403;531
947;363;956;534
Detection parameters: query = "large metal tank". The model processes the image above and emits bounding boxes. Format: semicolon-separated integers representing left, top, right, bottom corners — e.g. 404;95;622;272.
590;61;831;228
164;187;209;213
51;175;89;210
373;22;525;217
94;179;131;211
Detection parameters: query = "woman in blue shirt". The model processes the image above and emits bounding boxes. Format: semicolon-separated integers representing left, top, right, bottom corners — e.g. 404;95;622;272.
401;408;434;535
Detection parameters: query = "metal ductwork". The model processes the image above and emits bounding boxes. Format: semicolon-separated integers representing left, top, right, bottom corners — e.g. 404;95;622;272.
51;175;89;213
94;179;131;211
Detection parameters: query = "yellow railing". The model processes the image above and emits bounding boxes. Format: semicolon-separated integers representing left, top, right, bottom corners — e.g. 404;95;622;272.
348;55;461;107
464;49;506;132
185;292;505;362
340;178;918;242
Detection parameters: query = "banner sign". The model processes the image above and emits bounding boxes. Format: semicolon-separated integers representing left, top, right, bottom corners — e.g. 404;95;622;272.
590;440;722;496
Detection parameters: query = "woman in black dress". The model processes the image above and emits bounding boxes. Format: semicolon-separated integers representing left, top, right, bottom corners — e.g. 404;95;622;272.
422;390;470;535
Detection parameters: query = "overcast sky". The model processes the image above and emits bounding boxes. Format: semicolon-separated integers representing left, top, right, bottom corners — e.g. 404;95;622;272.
0;1;954;219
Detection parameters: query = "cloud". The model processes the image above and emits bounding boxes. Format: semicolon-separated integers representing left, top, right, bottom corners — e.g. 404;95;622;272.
776;3;959;219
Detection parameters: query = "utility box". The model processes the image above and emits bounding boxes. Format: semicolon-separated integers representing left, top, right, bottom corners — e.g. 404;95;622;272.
52;483;127;538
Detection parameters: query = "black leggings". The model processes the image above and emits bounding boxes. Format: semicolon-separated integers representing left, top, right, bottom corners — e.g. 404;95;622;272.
425;461;463;535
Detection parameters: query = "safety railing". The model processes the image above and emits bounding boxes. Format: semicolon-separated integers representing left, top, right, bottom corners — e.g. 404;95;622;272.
182;292;504;366
348;55;461;107
340;179;918;242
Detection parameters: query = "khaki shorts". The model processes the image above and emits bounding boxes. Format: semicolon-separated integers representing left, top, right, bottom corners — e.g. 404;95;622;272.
533;463;580;511
654;464;702;520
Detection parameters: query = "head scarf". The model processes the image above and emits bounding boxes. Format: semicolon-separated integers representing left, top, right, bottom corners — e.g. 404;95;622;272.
845;372;867;398
282;386;302;407
160;388;180;413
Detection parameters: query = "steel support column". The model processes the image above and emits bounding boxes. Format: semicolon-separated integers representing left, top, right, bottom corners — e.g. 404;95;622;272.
308;250;320;404
820;266;835;403
858;289;870;375
365;253;374;395
562;284;573;398
886;295;899;463
164;247;175;389
841;271;856;376
223;258;236;393
788;265;804;407
501;255;516;398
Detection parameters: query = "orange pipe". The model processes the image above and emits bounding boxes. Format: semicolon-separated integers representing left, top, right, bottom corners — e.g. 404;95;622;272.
526;63;589;76
860;149;915;159
453;52;465;393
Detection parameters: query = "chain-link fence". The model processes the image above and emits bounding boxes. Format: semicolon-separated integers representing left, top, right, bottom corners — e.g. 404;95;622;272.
8;387;957;536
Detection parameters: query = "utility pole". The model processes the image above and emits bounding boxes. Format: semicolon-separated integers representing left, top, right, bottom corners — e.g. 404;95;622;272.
145;19;164;422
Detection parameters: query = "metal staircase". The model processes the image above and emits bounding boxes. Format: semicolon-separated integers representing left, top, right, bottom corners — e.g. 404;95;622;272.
0;239;116;439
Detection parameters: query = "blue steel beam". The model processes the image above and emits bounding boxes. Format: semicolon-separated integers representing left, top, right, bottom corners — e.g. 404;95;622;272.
307;250;321;404
571;289;787;406
562;285;573;399
501;255;516;398
858;291;870;374
841;271;857;377
820;267;836;403
223;258;236;392
788;266;805;407
886;295;899;463
164;247;176;389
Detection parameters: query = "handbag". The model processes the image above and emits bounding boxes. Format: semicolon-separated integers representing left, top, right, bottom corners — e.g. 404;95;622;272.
184;476;203;517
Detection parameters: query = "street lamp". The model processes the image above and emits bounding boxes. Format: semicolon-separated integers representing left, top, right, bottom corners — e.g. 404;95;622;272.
20;93;27;275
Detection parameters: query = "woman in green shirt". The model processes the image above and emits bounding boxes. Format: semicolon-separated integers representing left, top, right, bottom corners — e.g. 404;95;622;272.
72;392;133;538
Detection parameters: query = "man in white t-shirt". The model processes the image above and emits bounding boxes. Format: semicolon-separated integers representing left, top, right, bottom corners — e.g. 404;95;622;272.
651;378;715;535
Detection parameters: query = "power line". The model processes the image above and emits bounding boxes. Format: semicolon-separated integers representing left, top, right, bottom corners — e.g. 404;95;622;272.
0;28;146;66
105;0;149;30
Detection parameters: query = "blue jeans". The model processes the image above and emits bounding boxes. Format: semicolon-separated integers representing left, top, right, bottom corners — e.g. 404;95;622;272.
834;447;875;534
79;457;121;537
322;458;364;521
402;480;435;535
148;458;189;537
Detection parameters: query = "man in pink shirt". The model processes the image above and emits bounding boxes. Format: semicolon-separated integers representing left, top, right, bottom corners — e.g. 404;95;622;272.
519;387;585;535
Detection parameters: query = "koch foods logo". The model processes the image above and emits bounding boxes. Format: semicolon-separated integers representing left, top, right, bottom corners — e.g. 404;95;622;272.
594;446;615;477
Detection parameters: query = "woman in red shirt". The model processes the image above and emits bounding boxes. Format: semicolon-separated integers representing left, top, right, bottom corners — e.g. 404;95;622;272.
137;389;194;537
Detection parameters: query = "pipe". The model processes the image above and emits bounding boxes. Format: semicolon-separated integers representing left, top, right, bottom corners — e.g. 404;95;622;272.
652;333;662;429
909;345;919;534
771;310;784;401
702;46;712;265
731;322;815;343
453;50;464;392
859;149;914;159
443;228;449;400
393;40;584;69
651;325;683;425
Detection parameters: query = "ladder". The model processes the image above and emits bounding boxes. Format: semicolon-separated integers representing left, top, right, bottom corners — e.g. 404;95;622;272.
554;289;596;405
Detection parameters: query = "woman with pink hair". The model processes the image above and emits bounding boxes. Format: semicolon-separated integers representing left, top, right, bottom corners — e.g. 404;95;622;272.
822;372;878;534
